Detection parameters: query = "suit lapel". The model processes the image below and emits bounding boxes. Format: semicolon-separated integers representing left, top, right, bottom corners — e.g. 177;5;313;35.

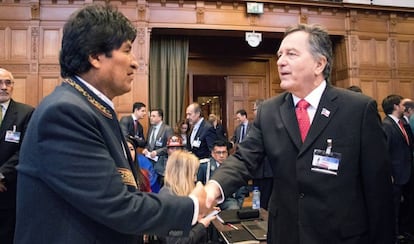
280;93;302;150
300;87;338;156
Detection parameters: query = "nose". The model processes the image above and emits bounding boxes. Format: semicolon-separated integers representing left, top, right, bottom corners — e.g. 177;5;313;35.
130;54;138;70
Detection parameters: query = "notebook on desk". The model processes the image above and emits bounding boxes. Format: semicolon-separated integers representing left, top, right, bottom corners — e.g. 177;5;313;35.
241;220;268;241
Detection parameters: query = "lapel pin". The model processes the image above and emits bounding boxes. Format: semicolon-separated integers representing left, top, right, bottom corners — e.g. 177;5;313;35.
321;108;330;118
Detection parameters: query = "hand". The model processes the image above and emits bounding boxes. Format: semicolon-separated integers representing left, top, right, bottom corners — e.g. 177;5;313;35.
190;181;208;218
198;214;216;228
150;151;157;158
0;181;7;192
205;182;221;209
142;149;149;155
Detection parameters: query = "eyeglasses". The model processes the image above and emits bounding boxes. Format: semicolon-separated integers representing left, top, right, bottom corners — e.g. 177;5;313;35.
213;151;228;155
0;79;14;87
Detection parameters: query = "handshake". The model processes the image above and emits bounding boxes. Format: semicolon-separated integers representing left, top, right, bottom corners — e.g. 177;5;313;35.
189;181;222;219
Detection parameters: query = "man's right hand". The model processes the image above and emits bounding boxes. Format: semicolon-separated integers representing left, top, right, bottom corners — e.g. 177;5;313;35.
204;181;222;209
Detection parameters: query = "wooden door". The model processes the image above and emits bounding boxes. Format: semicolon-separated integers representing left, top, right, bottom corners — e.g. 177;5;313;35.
226;75;265;139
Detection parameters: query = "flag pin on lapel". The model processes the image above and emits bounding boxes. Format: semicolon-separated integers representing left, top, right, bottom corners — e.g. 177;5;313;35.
321;108;330;118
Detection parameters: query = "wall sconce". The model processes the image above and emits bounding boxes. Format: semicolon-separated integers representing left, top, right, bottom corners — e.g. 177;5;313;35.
245;32;262;47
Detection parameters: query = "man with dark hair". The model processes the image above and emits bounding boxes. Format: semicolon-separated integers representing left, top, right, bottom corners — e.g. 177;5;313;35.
205;23;393;244
197;140;248;210
0;68;34;244
230;109;251;147
383;95;414;243
143;108;174;185
120;102;147;148
14;4;207;243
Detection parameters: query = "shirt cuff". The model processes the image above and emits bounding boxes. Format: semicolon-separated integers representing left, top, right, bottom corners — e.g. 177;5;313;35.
188;195;199;225
208;180;225;204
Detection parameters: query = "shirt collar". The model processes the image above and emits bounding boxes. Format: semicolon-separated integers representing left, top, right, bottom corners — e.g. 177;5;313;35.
0;99;11;112
194;117;204;129
75;75;114;109
389;114;401;124
292;80;326;109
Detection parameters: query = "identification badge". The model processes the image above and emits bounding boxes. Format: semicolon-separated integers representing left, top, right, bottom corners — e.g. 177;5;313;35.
5;126;21;143
155;140;163;147
192;138;201;148
311;139;341;175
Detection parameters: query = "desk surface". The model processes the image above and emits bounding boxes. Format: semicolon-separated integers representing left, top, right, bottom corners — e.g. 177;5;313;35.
212;208;268;244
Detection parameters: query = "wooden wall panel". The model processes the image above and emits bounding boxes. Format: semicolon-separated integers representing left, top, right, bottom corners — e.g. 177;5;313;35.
376;40;388;66
40;76;60;98
360;79;374;97
0;28;6;60
377;80;393;105
359;39;375;65
40;27;61;62
12;76;29;104
398;80;414;99
397;40;411;66
10;28;30;60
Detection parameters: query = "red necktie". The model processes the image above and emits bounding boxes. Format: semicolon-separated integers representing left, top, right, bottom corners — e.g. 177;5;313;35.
398;119;409;144
296;99;310;142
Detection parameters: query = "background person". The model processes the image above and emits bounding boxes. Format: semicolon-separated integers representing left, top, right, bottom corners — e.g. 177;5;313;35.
0;68;34;244
204;23;394;244
159;150;217;244
120;102;147;148
14;4;207;243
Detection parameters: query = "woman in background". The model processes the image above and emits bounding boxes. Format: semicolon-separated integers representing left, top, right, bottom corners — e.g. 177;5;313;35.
176;119;190;147
159;150;217;244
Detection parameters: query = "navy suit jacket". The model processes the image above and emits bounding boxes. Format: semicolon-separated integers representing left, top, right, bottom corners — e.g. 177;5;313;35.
15;78;194;244
230;122;251;144
119;115;146;148
382;116;412;185
187;119;217;159
0;99;34;209
211;86;394;244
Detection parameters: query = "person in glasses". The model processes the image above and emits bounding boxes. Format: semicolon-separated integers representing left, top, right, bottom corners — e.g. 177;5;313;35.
197;140;248;210
0;68;34;244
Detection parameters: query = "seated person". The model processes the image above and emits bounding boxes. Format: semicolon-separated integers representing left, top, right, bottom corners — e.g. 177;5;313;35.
197;140;249;210
125;136;151;192
159;150;217;244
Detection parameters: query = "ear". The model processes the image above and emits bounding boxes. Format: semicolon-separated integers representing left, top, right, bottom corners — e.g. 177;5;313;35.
88;54;101;69
314;55;327;76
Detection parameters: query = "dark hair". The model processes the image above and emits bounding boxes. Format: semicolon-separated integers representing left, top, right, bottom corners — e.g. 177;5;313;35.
285;24;333;83
382;94;403;115
213;140;230;151
347;85;362;93
125;136;150;191
60;4;137;77
133;102;146;113
236;109;247;117
151;108;164;120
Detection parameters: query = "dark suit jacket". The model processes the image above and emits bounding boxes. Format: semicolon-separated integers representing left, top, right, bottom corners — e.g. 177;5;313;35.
211;86;394;244
119;115;146;148
145;122;174;176
0;99;34;209
230;122;251;144
187;119;217;159
382;116;412;185
15;78;194;244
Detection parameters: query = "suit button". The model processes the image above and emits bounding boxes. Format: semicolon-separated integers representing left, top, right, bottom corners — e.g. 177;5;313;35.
299;193;305;198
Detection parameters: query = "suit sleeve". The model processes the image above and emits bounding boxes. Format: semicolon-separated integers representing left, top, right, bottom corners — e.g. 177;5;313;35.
119;116;130;137
33;103;194;236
